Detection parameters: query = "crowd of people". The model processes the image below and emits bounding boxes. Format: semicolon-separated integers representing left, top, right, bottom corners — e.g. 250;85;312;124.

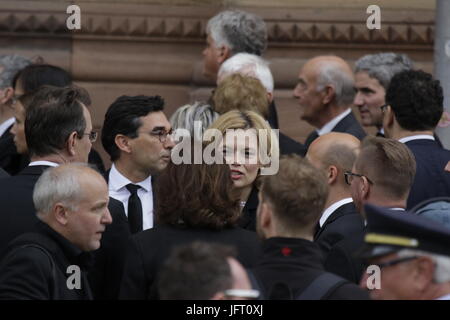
0;9;449;300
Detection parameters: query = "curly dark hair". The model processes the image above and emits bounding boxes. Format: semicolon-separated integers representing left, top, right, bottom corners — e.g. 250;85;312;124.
155;148;240;229
386;70;443;131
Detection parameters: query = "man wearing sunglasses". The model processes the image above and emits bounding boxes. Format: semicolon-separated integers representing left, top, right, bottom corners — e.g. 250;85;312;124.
359;204;450;300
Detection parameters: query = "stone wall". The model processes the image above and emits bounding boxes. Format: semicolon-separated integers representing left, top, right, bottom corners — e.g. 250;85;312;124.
0;0;435;166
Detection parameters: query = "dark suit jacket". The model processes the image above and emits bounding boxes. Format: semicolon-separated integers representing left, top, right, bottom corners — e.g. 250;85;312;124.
0;128;29;176
250;237;369;299
279;132;307;157
405;139;450;209
89;169;157;299
0;167;8;179
305;111;367;149
89;198;129;300
119;224;262;300
0;165;50;256
314;202;364;256
0;221;93;300
324;230;366;284
239;185;259;232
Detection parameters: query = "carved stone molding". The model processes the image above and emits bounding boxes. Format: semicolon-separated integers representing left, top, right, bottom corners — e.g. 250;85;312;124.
0;9;434;48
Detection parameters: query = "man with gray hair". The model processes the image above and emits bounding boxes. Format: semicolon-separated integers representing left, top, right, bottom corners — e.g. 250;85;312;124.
293;56;366;150
359;204;450;300
203;9;279;129
354;53;412;137
0;164;112;299
0;54;31;174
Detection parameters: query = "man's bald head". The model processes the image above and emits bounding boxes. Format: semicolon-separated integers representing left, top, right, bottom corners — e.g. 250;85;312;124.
307;132;360;185
303;55;355;107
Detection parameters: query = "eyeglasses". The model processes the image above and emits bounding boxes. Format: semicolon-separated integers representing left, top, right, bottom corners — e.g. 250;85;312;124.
344;171;374;185
80;131;98;143
380;104;389;113
366;256;418;270
144;128;174;143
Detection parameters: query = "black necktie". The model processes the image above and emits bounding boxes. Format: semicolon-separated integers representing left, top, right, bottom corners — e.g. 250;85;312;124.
126;184;143;234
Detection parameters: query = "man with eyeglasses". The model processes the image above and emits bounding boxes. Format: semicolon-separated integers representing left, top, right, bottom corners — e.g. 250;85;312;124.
0;85;94;255
0;54;31;175
325;136;416;285
90;95;175;300
358;204;450;300
353;53;412;137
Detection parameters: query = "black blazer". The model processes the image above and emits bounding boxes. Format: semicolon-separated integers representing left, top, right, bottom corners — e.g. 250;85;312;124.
0;165;50;256
119;224;262;300
305;111;367;149
0;128;29;175
239;185;259;232
324;230;366;284
250;237;369;299
405;139;450;209
89;198;130;300
314;202;364;256
279;132;307;157
89;169;157;299
0;221;93;300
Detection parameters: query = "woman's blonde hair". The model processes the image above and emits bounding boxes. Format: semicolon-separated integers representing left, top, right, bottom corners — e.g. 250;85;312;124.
207;109;279;167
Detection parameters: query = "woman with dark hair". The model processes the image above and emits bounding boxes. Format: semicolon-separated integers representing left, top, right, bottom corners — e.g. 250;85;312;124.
119;154;261;300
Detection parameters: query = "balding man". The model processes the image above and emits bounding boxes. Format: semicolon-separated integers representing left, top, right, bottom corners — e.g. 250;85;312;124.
293;56;366;150
0;164;112;299
306;133;364;256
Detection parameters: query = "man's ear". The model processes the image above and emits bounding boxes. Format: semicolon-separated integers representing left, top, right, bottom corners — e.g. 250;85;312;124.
53;203;69;226
260;202;272;229
66;131;78;156
327;165;338;185
115;134;132;154
0;87;14;105
267;92;274;103
217;45;231;65
384;107;395;131
361;177;371;201
412;256;435;292
321;85;336;105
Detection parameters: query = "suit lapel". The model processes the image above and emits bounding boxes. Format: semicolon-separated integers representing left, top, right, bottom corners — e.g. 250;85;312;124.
315;202;357;239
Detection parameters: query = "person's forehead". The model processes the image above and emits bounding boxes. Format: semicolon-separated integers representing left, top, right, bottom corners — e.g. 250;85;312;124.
355;71;383;87
139;111;170;129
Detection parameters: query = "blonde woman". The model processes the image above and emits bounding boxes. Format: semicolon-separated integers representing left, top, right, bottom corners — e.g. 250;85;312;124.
208;109;279;231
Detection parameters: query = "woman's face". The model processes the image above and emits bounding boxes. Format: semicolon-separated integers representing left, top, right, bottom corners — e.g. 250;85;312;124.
222;129;261;190
10;101;27;154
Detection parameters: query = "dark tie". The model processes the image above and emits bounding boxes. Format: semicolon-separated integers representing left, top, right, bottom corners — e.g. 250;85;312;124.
126;184;143;234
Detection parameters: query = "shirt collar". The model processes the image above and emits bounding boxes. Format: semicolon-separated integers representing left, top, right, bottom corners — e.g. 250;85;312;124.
436;294;450;300
317;108;352;136
28;161;59;167
0;117;15;137
319;198;353;227
398;134;435;144
109;163;152;193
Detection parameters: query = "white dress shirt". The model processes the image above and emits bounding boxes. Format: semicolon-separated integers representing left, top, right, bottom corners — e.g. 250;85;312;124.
317;108;352;136
436;294;450;300
0;117;15;137
398;134;435;144
108;163;154;230
28;161;59;167
319;197;354;228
